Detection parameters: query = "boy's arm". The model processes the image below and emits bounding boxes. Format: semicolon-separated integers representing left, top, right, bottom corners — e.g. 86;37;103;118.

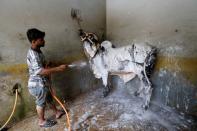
39;64;67;76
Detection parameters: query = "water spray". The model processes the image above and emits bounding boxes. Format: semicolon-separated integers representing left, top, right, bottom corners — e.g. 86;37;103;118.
68;60;87;69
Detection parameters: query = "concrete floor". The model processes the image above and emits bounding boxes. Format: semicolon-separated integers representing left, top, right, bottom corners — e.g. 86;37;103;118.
8;87;197;131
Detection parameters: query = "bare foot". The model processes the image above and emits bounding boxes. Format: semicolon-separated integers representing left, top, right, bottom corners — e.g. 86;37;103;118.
39;120;57;127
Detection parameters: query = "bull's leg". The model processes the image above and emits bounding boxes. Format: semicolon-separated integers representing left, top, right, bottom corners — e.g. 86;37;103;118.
143;85;153;110
107;75;113;90
141;71;153;110
134;73;145;96
102;74;110;97
134;70;152;109
142;48;157;109
134;82;144;96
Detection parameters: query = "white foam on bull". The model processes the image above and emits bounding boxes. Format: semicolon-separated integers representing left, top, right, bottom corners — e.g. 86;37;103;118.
83;40;156;109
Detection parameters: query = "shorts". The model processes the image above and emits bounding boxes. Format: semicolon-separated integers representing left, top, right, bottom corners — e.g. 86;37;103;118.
28;86;53;107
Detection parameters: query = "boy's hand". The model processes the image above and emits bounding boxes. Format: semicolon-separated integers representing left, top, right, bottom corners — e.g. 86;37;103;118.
56;64;67;71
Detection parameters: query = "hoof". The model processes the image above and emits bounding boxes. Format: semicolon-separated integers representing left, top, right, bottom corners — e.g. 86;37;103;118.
144;106;148;110
103;87;110;97
134;91;140;96
102;92;108;97
142;105;149;110
103;90;109;97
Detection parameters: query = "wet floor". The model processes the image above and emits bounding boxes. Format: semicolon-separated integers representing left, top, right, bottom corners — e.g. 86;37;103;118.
9;87;196;131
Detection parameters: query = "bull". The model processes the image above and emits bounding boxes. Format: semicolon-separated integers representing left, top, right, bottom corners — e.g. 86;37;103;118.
78;29;157;109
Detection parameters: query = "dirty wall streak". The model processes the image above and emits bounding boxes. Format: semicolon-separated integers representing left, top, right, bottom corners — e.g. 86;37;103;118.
153;56;197;116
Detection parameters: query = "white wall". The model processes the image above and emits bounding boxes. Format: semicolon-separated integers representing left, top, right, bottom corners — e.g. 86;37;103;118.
107;0;197;57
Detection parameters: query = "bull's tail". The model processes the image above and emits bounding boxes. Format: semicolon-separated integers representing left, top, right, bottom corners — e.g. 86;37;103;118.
143;47;157;84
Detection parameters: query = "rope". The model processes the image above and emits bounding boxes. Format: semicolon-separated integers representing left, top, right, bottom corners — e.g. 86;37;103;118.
49;87;71;131
0;89;18;130
143;62;151;86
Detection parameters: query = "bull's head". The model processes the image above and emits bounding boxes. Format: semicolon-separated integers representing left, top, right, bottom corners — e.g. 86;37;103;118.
78;29;101;58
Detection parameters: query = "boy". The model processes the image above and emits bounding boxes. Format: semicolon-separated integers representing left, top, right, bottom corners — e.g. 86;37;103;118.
26;28;67;127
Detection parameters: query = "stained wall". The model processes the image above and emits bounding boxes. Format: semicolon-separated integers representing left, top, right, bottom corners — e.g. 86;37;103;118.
0;0;106;126
107;0;197;116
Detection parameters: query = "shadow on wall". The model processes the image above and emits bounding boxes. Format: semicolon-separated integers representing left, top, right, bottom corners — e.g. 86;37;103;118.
51;66;103;101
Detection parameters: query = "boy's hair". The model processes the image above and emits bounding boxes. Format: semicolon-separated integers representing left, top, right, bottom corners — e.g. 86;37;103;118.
26;28;45;43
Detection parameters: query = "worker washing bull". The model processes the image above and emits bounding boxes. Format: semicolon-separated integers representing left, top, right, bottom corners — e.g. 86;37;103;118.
78;29;157;109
